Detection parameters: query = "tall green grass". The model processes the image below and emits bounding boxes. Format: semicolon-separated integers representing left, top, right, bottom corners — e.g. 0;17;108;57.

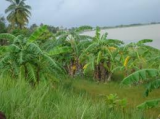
70;77;160;118
0;78;145;119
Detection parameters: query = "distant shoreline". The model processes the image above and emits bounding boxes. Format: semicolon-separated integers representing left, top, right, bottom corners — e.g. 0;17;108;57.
82;23;160;32
101;22;160;29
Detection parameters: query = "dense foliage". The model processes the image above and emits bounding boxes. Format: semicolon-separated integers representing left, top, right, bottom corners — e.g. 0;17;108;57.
0;25;160;112
1;0;159;118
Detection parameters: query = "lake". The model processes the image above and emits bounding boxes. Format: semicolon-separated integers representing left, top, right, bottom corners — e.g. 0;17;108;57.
82;24;160;49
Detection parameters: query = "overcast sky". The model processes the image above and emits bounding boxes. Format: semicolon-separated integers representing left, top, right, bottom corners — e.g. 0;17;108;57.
0;0;160;27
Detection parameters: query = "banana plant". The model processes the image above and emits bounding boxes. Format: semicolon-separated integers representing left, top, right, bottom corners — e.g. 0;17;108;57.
0;26;63;83
80;27;124;82
119;39;157;76
145;48;160;69
121;68;160;110
51;26;93;77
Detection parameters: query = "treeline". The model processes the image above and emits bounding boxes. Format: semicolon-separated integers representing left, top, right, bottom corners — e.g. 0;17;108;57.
101;22;160;29
0;16;60;36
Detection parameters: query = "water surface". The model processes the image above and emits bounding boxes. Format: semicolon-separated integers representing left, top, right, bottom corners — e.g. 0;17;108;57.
82;24;160;49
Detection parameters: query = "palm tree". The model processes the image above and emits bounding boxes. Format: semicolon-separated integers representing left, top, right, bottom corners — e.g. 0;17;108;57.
5;0;31;29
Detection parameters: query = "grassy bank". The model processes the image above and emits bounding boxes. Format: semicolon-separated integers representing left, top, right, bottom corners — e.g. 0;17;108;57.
0;78;146;119
69;78;160;118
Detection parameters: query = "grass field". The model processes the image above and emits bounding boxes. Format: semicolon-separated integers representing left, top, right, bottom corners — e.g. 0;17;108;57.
0;77;152;119
68;77;160;118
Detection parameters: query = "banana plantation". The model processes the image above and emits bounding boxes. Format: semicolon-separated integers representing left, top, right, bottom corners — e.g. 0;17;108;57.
0;25;160;118
1;25;158;83
0;0;159;118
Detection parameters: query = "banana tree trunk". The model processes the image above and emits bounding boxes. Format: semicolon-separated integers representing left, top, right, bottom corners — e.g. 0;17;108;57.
94;65;101;82
94;66;97;80
100;62;107;82
68;64;72;76
68;60;75;77
106;58;112;82
106;72;112;82
75;58;81;75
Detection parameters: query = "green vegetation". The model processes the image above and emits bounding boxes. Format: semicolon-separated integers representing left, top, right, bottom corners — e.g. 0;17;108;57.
0;78;147;119
71;78;160;117
0;17;7;33
122;69;160;110
0;24;159;118
0;0;160;118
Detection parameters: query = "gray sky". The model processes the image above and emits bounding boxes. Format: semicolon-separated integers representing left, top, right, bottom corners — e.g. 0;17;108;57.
0;0;160;27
